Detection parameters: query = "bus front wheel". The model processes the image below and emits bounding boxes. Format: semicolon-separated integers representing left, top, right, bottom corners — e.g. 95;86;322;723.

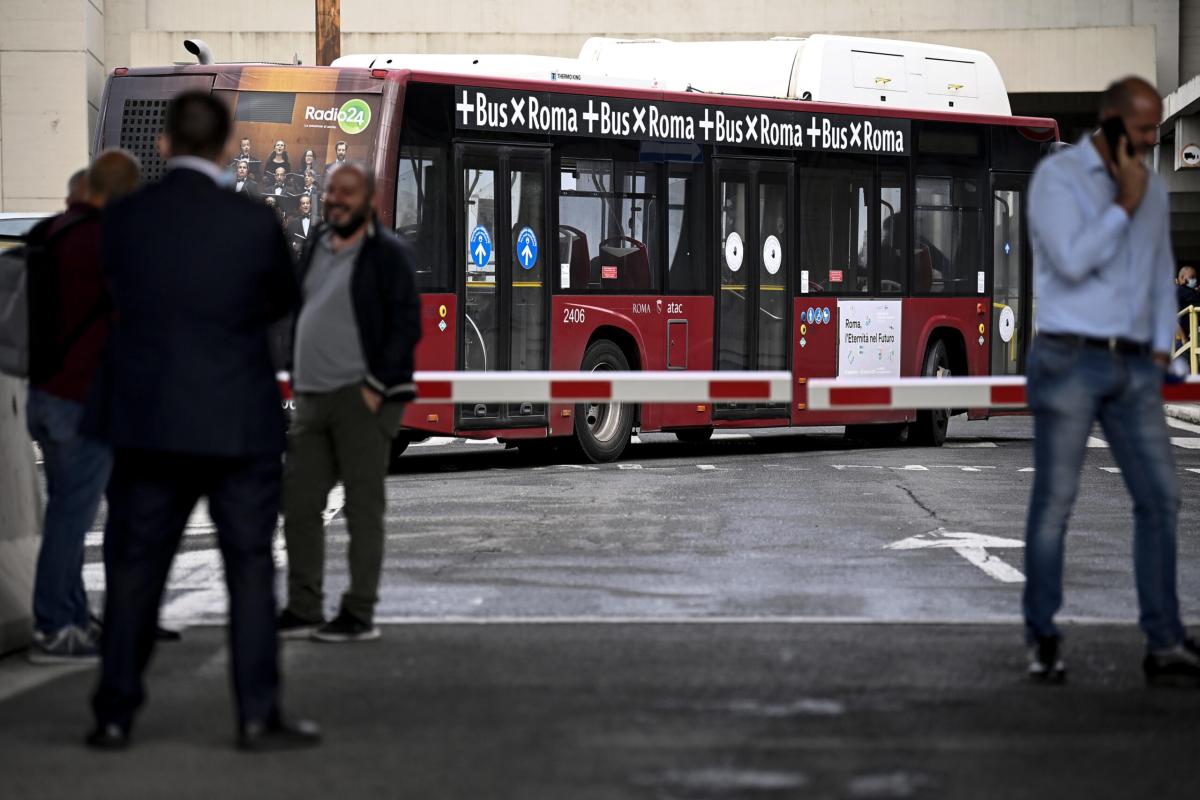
911;340;951;447
574;340;634;463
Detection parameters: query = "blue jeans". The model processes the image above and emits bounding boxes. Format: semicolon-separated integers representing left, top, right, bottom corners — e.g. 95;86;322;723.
26;388;113;636
1023;338;1184;650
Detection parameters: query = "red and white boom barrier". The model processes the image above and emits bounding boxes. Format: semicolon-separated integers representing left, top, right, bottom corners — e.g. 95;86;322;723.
806;375;1200;411
409;371;792;404
277;371;1200;409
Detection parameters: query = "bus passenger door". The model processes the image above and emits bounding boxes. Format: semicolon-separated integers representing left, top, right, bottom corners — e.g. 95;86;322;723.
714;159;792;419
457;145;551;429
990;174;1030;374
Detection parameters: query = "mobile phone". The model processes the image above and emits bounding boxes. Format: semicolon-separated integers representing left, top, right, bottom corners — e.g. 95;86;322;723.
1100;116;1135;159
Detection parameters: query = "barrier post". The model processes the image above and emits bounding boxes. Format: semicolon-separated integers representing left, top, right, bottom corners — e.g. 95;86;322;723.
1190;306;1198;376
0;376;40;654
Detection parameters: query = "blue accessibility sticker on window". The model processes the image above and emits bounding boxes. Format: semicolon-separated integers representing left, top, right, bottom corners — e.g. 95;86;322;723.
469;225;492;268
516;227;538;269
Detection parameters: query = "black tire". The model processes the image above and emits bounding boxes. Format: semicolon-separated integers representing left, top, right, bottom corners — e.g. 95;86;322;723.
674;428;714;445
911;340;951;447
574;340;635;463
844;422;910;445
387;437;409;472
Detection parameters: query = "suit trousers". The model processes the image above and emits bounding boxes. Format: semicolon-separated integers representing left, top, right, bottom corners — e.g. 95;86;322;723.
92;449;283;729
283;384;403;624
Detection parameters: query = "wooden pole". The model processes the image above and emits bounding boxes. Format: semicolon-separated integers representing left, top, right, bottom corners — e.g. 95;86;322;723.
315;0;341;66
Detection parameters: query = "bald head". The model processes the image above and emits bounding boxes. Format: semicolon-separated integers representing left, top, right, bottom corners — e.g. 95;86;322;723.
1100;77;1161;119
1098;76;1162;157
87;149;141;208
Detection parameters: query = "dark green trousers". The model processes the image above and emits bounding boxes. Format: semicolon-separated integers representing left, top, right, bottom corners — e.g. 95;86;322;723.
282;384;404;623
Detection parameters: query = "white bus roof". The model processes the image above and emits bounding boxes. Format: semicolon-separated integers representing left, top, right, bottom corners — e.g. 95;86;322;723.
330;53;659;89
335;34;1012;116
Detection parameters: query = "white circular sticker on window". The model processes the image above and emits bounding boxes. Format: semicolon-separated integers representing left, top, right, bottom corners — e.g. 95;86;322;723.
998;305;1016;343
763;235;782;275
724;232;744;273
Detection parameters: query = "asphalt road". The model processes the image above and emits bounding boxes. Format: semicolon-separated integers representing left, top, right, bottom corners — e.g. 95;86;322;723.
5;413;1200;798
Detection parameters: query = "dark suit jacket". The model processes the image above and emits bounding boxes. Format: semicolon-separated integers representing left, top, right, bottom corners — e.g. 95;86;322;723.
234;179;260;199
88;167;298;456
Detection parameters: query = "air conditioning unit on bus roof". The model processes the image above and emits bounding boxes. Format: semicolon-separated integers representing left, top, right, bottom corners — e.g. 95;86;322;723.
331;52;660;89
577;35;1012;115
335;34;1011;117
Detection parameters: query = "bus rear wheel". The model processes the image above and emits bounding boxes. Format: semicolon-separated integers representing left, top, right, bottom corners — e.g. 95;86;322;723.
911;339;951;447
574;340;634;463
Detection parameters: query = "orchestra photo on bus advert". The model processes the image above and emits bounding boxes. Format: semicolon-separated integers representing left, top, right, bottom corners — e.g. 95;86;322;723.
224;88;380;254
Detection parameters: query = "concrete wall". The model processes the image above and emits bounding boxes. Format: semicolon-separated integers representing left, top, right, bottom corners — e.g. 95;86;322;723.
0;0;105;212
1183;0;1200;83
0;376;40;654
0;0;1190;210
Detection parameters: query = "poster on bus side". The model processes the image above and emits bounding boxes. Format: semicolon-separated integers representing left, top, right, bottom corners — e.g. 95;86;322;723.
837;300;901;378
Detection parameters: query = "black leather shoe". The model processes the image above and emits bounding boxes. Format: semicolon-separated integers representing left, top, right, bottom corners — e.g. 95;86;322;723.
85;722;130;750
236;717;321;752
155;625;182;642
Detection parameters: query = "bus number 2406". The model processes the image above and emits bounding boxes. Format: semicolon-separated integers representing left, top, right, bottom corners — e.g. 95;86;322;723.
563;307;586;324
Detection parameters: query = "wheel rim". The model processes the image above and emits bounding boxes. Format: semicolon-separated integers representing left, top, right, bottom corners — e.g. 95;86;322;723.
585;362;627;443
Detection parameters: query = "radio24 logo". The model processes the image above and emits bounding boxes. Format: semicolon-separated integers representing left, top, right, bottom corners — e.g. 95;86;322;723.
305;98;372;135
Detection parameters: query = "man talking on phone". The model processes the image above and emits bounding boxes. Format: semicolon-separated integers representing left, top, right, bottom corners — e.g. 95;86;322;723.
1023;77;1198;687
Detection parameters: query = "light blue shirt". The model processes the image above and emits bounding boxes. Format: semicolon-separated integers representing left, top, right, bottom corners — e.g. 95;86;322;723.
1029;136;1176;353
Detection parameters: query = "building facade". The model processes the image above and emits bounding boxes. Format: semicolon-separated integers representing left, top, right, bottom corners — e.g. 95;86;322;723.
1;0;1197;259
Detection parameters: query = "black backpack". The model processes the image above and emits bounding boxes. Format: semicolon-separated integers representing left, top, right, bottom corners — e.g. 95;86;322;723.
0;210;105;382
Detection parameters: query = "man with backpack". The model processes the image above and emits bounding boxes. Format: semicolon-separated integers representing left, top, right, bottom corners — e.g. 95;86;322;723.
24;150;140;663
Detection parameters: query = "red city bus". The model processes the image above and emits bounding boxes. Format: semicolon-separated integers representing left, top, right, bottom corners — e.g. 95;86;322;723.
94;38;1058;462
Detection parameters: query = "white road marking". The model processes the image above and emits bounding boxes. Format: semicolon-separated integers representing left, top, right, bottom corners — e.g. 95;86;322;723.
697;464;717;471
1087;436;1108;448
408;436;459;448
618;464;644;470
711;433;752;440
630;434;643;444
1100;467;1121;474
1019;467;1035;472
944;441;998;448
930;465;995;472
1166;417;1200;435
886;528;1025;584
322;484;346;524
894;465;929;471
1170;437;1200;449
1188;468;1200;475
461;437;501;446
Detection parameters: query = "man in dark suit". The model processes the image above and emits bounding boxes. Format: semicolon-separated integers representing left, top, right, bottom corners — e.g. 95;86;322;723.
286;194;316;256
85;91;319;751
233;159;259;199
267;165;290;198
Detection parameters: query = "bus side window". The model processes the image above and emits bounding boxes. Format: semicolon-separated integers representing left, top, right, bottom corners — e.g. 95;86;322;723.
799;164;871;296
667;162;708;294
914;175;983;295
880;169;907;295
396;147;449;291
557;159;659;293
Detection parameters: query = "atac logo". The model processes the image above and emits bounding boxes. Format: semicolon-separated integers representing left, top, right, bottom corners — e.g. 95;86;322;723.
304;99;372;135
